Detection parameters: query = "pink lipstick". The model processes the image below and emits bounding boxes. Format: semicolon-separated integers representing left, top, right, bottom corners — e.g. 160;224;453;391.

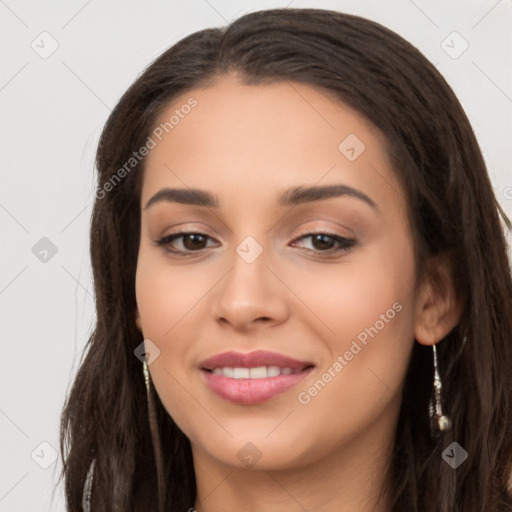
199;350;314;404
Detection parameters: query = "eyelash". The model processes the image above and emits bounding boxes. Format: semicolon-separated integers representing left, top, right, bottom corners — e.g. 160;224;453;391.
154;229;356;257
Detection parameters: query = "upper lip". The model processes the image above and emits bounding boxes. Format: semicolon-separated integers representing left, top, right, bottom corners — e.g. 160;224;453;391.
200;350;314;371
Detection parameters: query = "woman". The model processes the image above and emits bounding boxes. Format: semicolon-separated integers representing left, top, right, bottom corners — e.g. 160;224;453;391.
59;7;512;511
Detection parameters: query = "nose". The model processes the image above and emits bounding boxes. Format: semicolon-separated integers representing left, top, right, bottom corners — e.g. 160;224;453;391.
211;245;289;332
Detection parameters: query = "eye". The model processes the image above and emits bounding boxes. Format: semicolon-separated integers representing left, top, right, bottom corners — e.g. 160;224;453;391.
154;232;217;255
154;230;356;257
291;231;356;255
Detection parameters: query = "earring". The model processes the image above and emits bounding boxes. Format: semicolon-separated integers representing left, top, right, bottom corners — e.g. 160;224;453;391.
81;458;95;512
141;355;166;511
429;342;452;432
143;358;150;394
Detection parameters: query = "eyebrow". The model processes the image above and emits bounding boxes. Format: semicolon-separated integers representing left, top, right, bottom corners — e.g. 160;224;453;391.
144;184;378;211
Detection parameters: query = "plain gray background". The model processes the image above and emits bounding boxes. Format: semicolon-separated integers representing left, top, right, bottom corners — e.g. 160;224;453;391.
1;0;511;510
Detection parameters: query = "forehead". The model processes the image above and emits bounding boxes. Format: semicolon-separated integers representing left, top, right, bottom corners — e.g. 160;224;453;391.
140;77;403;213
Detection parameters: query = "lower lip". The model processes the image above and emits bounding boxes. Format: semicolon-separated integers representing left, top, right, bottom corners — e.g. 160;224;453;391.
201;368;314;404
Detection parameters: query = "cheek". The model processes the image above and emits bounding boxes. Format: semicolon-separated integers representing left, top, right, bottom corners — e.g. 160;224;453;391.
292;238;416;407
135;250;212;341
290;241;415;350
134;251;222;420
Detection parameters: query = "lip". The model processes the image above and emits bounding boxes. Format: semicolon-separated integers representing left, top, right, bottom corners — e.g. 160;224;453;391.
200;350;313;371
199;350;315;405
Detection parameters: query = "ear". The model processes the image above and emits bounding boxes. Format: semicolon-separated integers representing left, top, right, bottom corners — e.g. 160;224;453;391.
414;253;464;345
135;307;142;332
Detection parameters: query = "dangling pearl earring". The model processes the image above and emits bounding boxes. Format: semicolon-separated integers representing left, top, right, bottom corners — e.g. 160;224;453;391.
143;358;150;394
429;341;452;432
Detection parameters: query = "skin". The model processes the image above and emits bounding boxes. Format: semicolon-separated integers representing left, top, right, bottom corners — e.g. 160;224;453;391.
134;74;462;512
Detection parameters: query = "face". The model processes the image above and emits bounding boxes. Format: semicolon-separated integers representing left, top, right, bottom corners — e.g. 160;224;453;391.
135;75;420;471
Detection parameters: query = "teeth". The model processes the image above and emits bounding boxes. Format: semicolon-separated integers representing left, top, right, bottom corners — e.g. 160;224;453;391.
211;366;300;379
223;367;234;378
249;366;267;378
233;367;249;379
267;365;280;377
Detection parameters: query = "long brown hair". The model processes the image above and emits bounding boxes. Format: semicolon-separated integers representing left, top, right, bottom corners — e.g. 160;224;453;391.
59;8;512;511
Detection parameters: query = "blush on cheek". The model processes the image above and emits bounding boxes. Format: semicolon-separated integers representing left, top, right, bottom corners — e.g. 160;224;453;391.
137;267;202;328
309;274;400;341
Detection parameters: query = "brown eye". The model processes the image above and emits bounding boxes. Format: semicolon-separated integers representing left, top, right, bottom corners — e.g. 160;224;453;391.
180;233;208;250
292;232;356;255
309;234;337;250
155;232;217;255
154;230;356;258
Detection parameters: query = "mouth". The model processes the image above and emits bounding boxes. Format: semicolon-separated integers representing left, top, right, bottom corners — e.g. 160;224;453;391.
199;350;315;404
208;365;307;378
